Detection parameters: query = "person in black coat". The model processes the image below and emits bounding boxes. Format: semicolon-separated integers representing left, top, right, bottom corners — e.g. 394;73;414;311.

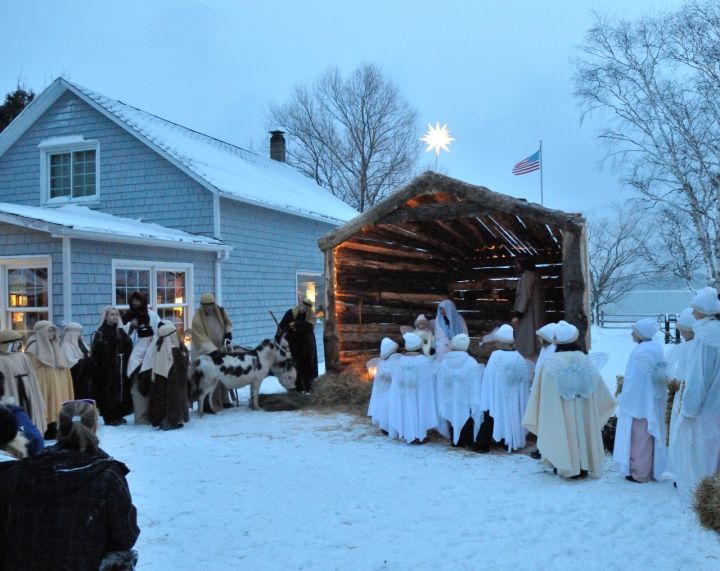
0;399;139;571
91;307;133;426
61;322;94;400
276;300;318;393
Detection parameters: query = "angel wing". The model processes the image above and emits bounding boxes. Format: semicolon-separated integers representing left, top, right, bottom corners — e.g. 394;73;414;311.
555;361;596;400
651;360;669;399
588;352;609;372
500;357;529;386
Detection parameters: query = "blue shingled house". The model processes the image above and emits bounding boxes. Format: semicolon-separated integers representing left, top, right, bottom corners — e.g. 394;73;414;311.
0;78;357;351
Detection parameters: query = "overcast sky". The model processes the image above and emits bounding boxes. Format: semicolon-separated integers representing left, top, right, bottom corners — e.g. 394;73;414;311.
2;0;685;216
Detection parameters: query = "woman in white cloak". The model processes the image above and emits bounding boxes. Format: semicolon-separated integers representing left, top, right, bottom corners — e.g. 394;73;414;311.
668;289;720;494
367;337;401;434
434;300;468;362
523;321;616;479
532;323;557;386
388;332;439;443
666;308;695;449
477;324;530;452
436;333;485;447
613;317;668;483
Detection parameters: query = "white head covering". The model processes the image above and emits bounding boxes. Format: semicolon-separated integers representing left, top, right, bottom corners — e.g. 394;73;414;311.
632;317;659;341
141;323;179;380
435;300;467;338
554;320;579;344
403;332;422;352
98;305;125;330
691;286;720;316
450;333;470;352
536;322;557;344
676;307;695;331
61;322;86;368
493;324;514;344
380;337;398;359
414;314;430;331
25;321;70;369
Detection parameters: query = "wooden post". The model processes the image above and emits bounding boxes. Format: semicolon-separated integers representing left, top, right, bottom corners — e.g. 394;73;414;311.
561;224;591;351
323;247;340;372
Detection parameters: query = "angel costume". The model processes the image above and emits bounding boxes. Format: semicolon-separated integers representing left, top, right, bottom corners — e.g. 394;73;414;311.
668;292;720;494
613;318;668;482
436;334;485;446
388;333;439;443
532;323;557;387
523;326;616;478
367;338;401;433
434;300;468;362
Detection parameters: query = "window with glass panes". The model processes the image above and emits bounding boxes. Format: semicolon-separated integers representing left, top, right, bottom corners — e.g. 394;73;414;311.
1;263;51;340
296;272;324;317
49;149;96;199
113;264;190;333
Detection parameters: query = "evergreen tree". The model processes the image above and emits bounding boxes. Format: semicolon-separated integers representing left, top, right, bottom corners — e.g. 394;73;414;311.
0;86;35;133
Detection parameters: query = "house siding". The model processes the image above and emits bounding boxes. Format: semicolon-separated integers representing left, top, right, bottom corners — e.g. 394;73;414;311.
0;91;214;237
220;198;329;357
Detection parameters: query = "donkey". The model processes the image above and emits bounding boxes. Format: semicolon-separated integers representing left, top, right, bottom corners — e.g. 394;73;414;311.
191;338;296;414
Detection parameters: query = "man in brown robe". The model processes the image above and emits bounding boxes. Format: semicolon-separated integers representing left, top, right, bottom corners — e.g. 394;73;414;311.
511;258;546;359
191;293;233;411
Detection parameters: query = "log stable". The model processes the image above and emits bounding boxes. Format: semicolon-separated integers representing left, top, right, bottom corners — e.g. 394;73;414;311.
318;171;590;371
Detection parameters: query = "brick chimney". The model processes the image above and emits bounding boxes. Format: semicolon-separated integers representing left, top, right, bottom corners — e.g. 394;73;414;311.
269;130;286;162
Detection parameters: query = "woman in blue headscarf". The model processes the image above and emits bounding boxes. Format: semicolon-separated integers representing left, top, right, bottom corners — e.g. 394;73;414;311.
434;300;468;361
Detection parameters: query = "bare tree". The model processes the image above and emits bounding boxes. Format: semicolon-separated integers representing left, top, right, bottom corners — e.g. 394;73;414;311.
574;2;720;284
270;63;420;212
588;205;653;322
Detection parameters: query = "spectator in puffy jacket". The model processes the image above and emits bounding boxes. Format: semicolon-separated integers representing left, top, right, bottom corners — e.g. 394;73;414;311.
0;371;43;456
0;399;140;570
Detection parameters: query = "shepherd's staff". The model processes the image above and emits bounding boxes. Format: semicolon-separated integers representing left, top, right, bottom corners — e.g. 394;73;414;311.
269;310;279;326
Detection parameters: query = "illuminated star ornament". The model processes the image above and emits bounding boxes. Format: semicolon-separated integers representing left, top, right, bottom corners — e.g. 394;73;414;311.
421;122;454;169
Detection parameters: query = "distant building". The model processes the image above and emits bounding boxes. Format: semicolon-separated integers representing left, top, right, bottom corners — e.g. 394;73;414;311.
0;78;357;353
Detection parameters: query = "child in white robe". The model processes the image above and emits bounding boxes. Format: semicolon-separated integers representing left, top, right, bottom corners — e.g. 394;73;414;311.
436;333;485;448
528;322;557;459
613;317;667;483
668;289;720;494
388;332;438;443
368;337;400;434
477;324;530;452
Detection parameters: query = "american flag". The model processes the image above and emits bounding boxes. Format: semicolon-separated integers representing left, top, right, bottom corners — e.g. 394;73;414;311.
512;150;541;175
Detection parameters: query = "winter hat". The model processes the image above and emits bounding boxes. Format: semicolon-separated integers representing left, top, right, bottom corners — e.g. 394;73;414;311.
380;337;398;359
536;322;557;343
0;330;22;344
0;406;18;447
403;332;422;351
493;324;514;344
450;333;470;351
554;320;579;344
158;323;177;338
691;287;720;316
200;293;216;305
632;317;659;341
677;307;695;331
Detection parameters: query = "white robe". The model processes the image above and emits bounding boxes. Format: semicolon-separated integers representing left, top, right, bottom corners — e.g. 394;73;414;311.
523;351;616;477
532;344;556;386
613;340;668;478
388;354;438;443
436;351;485;445
368;354;401;432
479;349;530;451
668;318;720;494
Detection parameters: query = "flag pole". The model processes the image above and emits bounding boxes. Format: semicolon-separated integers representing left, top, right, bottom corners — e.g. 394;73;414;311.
539;140;544;206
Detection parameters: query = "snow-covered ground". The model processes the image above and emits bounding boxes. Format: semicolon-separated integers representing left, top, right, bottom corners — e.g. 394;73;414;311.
99;326;720;570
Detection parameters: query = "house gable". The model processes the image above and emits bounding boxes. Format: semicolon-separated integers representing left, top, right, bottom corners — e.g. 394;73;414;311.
0;90;214;237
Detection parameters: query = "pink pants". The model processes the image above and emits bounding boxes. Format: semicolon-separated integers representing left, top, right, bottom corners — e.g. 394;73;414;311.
630;418;655;482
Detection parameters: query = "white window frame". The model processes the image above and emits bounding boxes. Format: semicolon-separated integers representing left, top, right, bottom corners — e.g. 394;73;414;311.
296;270;323;317
39;137;100;205
0;255;53;335
111;259;194;329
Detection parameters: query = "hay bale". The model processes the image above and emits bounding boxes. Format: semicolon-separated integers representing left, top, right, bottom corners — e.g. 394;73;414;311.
614;375;624;397
694;472;720;534
310;366;372;411
258;392;312;412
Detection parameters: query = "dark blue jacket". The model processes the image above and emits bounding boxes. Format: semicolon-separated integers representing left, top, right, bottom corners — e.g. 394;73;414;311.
6;405;43;457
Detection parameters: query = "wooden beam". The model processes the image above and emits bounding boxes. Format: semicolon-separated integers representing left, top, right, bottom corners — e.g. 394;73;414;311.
323;248;340;372
561;226;591;351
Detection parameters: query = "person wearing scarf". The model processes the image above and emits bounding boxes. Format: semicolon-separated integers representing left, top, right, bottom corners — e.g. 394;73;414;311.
145;323;190;430
668;289;720;495
91;307;133;427
434;300;468;362
0;330;47;435
61;323;94;400
25;320;74;439
276;298;319;393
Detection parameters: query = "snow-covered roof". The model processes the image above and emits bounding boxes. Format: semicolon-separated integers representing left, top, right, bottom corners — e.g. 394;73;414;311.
0;78;358;225
0;203;229;252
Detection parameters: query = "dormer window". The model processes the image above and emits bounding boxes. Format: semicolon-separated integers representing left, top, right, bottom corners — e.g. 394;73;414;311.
39;136;99;204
